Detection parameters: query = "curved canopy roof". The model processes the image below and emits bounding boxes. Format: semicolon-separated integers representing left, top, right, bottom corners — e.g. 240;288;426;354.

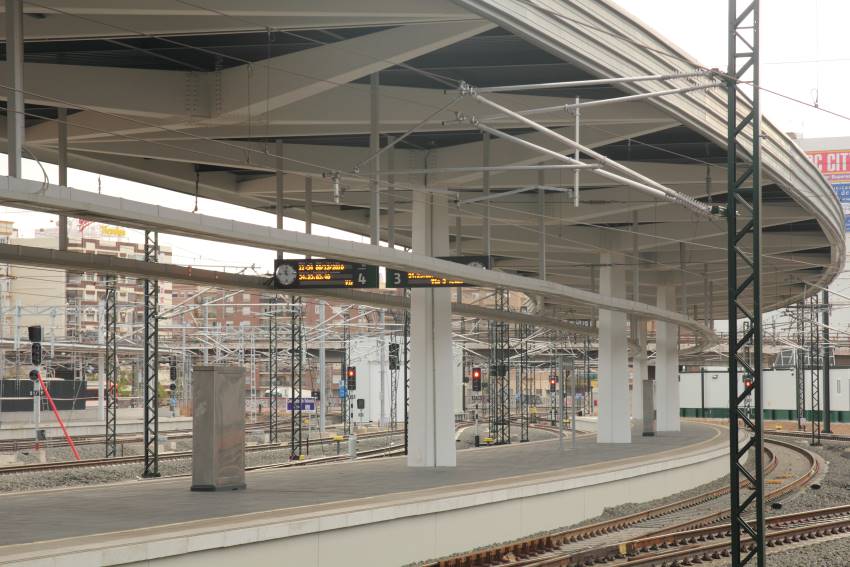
1;0;843;349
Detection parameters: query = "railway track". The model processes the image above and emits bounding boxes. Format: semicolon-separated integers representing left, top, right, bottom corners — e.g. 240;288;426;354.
0;420;291;453
426;438;820;567
766;428;850;443
0;428;405;475
0;419;565;476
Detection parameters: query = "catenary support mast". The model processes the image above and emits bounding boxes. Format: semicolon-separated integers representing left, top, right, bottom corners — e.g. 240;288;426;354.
726;1;765;564
104;275;118;458
142;231;160;478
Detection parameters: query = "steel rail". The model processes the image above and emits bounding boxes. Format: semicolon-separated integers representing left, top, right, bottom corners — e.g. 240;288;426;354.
0;429;404;475
426;438;817;567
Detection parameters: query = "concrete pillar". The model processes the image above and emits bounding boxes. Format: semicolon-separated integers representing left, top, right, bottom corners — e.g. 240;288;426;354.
6;0;23;178
58;108;69;251
482;133;491;256
275;139;284;260
597;251;630;443
656;284;680;432
369;72;381;245
408;190;455;467
386;136;397;248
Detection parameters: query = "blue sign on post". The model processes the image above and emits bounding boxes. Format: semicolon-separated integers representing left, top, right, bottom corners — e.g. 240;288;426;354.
338;386;347;398
287;398;316;412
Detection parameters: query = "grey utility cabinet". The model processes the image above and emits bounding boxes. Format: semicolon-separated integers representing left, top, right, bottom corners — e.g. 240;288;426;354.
191;366;246;491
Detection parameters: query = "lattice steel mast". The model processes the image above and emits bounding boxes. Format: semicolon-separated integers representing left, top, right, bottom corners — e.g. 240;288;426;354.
290;296;304;459
268;297;280;444
795;301;805;430
517;322;531;442
808;294;821;446
726;0;765;564
403;305;410;454
489;289;510;445
389;313;400;430
142;230;160;478
104;274;118;458
342;312;351;435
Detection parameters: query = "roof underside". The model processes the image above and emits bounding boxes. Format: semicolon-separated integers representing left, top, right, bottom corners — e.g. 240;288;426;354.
0;0;842;325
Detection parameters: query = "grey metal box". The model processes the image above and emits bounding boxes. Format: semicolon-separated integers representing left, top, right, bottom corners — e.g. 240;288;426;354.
191;366;246;491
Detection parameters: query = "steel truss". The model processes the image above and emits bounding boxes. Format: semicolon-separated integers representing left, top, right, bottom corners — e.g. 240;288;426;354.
268;296;280;444
389;312;400;430
795;301;805;430
403;305;410;454
489;289;510;445
142;230;159;478
290;296;304;459
516;322;531;442
104;274;118;458
807;294;822;446
822;290;833;434
342;312;351;435
726;1;765;564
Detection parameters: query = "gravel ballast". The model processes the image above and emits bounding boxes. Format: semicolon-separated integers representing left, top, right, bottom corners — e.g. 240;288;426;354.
0;429;403;493
712;436;850;566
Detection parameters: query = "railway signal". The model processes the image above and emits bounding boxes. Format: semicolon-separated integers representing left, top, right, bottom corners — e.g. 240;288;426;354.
346;366;357;391
549;375;558;393
168;357;178;392
471;367;482;392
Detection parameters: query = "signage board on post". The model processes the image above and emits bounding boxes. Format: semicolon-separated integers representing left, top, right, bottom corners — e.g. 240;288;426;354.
273;259;379;289
386;255;491;288
287;398;316;413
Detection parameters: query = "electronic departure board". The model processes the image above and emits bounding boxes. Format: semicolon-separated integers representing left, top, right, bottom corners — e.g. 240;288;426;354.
386;255;491;288
273;259;379;289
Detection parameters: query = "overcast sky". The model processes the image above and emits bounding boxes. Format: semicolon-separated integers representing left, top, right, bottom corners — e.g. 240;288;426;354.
615;0;850;138
3;1;849;271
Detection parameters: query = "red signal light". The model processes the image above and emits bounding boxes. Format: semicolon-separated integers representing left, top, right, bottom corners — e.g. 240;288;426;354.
472;367;481;380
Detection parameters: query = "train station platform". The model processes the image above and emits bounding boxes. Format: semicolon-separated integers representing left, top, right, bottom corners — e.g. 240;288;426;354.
0;422;728;567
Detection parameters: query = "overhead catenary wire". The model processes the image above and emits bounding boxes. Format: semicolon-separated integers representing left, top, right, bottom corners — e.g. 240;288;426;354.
1;0;836;330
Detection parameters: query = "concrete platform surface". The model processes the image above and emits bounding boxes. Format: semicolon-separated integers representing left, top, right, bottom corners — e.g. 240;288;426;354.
0;422;721;551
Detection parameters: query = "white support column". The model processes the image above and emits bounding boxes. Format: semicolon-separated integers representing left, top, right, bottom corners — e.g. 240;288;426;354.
304;176;313;260
408;189;455;467
656;283;681;432
275;139;284;260
537;168;546;278
369;72;380;246
386;135;396;249
630;211;641;420
482;133;491;256
597;251;630;443
6;0;23;178
58;107;69;251
536;176;546;313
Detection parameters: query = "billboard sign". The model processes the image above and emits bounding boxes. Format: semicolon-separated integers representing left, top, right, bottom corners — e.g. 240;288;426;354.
807;150;850;231
807;150;850;182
